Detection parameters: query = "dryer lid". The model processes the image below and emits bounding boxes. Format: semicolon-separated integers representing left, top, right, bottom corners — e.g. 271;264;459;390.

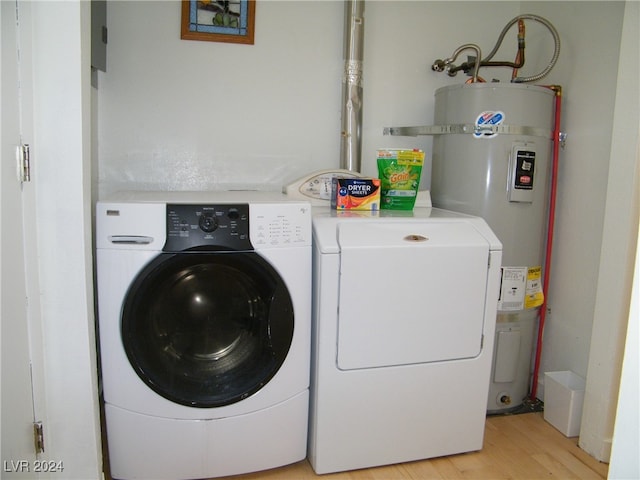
336;221;492;370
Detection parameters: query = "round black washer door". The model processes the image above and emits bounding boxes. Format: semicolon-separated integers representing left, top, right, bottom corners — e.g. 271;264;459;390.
121;251;294;408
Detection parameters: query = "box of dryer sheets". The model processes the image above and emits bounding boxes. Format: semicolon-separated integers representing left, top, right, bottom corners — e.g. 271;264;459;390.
331;177;381;210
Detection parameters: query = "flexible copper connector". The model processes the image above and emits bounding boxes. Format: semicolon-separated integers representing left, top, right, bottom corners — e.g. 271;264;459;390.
511;19;525;80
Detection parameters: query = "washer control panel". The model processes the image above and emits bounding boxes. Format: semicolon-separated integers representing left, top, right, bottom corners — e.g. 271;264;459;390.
164;204;252;251
249;202;311;247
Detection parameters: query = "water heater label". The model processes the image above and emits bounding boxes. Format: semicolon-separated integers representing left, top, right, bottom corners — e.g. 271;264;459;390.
498;266;544;311
508;147;536;203
525;266;544;309
474;111;504;138
514;150;535;190
498;266;527;311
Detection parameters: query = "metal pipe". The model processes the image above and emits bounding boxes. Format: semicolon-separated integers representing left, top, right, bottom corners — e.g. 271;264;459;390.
511;20;525;81
530;85;563;401
444;43;482;83
431;14;560;83
483;14;560;83
340;0;364;172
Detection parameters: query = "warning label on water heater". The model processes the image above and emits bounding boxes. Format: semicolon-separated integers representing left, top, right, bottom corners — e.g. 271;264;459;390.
524;266;544;309
498;266;544;311
498;266;527;311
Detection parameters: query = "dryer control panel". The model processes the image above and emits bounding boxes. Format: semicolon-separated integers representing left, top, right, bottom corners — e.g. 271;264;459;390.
164;204;252;251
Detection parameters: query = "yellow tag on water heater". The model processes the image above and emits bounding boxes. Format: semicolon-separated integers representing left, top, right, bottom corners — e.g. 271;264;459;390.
525;266;544;309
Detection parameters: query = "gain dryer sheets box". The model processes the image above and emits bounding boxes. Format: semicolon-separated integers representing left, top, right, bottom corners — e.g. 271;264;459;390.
331;177;381;211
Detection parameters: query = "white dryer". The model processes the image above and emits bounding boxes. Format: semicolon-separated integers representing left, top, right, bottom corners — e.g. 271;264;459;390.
96;191;311;480
308;208;502;474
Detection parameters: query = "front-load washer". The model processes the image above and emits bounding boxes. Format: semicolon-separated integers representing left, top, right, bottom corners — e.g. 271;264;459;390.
308;208;502;474
96;191;311;480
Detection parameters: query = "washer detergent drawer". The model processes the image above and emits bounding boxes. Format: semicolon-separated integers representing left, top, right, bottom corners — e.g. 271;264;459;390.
336;221;490;370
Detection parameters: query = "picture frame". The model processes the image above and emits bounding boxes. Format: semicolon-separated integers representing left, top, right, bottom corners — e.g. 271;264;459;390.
181;0;255;45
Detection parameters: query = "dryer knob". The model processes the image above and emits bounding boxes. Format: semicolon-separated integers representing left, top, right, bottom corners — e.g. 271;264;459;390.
199;214;218;233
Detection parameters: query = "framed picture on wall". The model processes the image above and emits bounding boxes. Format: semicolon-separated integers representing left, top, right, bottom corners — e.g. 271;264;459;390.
181;0;255;45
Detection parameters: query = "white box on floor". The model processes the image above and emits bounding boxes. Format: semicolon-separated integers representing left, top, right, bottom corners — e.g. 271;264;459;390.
544;371;586;437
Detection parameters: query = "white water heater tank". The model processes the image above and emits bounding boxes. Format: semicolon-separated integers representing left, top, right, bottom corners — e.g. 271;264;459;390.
431;83;555;413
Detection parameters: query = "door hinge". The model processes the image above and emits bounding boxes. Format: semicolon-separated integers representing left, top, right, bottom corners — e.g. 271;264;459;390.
17;143;31;183
33;421;45;454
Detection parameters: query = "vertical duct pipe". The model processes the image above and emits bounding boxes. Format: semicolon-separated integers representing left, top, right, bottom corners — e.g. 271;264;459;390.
340;0;364;172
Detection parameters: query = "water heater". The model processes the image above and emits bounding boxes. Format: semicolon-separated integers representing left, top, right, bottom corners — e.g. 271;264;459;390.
431;83;555;413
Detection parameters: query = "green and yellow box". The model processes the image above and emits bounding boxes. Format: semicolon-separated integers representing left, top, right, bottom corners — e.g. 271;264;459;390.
377;149;425;210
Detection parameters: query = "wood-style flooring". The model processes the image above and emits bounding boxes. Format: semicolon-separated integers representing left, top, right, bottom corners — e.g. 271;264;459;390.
214;413;608;480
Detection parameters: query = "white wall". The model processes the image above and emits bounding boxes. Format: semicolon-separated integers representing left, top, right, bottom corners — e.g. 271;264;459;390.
31;1;102;478
98;0;344;195
580;0;639;464
609;222;639;478
97;0;635;465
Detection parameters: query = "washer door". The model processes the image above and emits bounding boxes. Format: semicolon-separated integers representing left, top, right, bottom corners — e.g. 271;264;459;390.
121;252;294;408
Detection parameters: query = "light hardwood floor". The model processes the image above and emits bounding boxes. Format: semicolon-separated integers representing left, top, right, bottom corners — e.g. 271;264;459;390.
215;413;608;480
